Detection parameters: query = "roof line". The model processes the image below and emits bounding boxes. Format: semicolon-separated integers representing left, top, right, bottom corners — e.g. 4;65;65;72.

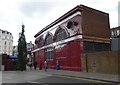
34;5;82;37
34;4;109;38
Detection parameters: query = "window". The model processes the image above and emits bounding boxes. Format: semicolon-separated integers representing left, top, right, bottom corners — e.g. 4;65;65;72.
35;39;38;44
5;41;6;45
39;38;44;47
117;30;120;36
84;41;110;53
55;28;67;41
2;31;5;33
9;47;10;50
111;31;114;36
7;37;9;39
114;30;117;36
45;34;53;45
45;48;53;60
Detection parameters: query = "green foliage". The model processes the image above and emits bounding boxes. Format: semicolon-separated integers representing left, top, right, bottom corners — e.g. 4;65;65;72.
17;24;27;71
12;60;21;71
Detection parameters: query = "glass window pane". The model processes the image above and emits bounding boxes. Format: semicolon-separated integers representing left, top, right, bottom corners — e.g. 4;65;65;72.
56;28;67;41
45;48;53;60
45;35;53;45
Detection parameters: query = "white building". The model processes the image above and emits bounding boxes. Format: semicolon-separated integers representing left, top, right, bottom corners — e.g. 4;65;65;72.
13;45;18;56
27;41;34;52
0;29;13;55
26;41;34;61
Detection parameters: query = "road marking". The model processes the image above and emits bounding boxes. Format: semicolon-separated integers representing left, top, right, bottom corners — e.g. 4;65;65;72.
27;81;39;83
27;81;49;85
54;74;113;84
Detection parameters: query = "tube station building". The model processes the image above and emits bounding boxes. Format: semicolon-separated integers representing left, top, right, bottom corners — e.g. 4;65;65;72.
32;5;111;71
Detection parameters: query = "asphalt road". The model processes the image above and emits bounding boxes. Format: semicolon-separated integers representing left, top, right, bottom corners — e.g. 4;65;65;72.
2;70;51;83
2;70;115;85
27;75;93;83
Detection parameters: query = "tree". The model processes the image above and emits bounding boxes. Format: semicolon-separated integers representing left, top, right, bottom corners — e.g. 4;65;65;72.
18;24;27;71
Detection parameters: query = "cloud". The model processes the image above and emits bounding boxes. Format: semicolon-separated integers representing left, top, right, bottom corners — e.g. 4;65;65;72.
118;1;120;26
0;0;119;45
19;1;57;18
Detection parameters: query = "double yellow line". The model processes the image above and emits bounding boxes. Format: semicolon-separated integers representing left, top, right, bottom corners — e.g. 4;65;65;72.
53;74;116;84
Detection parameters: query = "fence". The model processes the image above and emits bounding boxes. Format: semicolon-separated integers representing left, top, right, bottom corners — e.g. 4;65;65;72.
81;51;120;74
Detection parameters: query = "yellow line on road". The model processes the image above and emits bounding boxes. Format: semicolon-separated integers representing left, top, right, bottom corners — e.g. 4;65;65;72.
27;81;40;83
54;74;113;84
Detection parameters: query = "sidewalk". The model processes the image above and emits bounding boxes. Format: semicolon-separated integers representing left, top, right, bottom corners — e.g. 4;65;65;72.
39;69;119;83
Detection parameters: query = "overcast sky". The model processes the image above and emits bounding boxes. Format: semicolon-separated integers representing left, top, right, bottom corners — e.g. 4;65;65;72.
0;0;119;46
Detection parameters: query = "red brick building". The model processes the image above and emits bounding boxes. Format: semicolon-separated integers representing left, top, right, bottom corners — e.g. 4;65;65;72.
32;5;111;71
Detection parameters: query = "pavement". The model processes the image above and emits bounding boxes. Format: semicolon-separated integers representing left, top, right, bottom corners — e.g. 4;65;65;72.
1;67;120;84
37;68;120;83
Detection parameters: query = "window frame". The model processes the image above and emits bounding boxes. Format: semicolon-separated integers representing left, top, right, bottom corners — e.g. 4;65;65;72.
45;48;53;60
45;33;53;45
55;28;68;42
39;37;44;47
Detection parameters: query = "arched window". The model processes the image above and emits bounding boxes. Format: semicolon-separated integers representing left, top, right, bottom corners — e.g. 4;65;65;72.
45;33;53;45
35;38;39;48
39;37;44;47
44;33;53;60
55;28;67;41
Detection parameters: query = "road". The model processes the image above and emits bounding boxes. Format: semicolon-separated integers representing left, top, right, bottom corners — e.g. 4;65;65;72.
2;70;50;83
2;70;115;85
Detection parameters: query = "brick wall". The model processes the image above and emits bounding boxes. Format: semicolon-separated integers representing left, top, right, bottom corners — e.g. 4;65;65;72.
81;5;110;38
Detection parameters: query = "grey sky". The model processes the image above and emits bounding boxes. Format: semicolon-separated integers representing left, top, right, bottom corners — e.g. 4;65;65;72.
19;2;57;18
0;0;119;45
118;1;120;26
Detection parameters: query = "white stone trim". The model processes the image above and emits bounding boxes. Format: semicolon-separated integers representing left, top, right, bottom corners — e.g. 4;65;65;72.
36;11;81;39
32;35;82;52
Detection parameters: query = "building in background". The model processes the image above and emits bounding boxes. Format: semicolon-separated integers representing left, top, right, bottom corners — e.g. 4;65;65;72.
0;29;13;55
26;41;34;62
13;41;34;62
110;26;120;51
27;41;34;55
12;45;18;56
111;26;120;38
32;4;111;71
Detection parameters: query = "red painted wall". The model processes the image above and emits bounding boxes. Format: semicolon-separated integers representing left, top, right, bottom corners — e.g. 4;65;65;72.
36;38;83;71
34;38;110;71
2;54;13;71
68;39;83;71
35;50;44;69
